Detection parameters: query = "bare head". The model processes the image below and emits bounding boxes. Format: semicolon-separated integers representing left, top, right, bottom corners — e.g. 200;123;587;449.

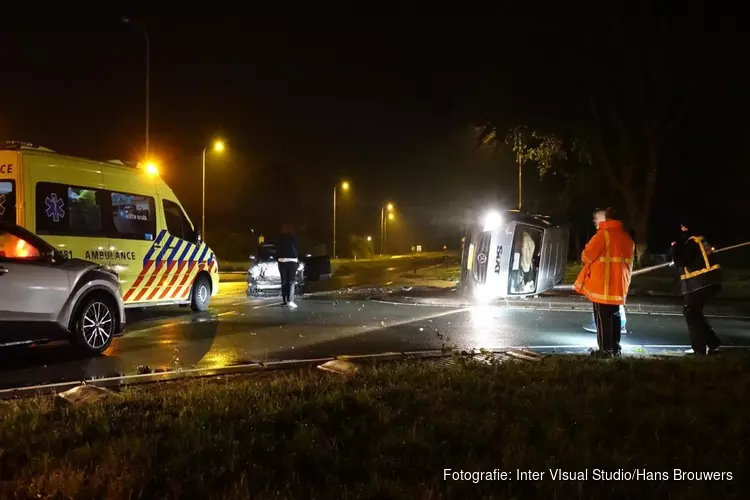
593;207;617;229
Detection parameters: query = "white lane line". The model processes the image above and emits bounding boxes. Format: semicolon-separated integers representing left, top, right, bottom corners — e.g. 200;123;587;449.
368;297;750;320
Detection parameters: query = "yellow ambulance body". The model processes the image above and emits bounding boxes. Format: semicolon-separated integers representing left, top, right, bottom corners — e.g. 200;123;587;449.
0;143;219;310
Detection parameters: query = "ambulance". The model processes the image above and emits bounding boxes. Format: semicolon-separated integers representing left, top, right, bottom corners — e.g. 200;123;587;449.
0;142;219;311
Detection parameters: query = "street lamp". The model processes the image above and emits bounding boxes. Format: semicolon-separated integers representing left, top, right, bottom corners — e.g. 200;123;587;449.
332;180;350;259
202;139;226;240
380;202;395;254
122;17;150;156
366;236;372;242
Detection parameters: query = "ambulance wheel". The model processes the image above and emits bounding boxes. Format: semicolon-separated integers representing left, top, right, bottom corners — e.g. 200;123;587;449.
70;294;116;355
191;276;211;312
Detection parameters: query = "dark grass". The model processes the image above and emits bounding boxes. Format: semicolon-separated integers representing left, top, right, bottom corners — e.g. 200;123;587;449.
1;357;748;499
400;258;462;282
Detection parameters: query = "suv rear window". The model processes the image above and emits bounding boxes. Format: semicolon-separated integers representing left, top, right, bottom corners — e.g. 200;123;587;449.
0;180;15;225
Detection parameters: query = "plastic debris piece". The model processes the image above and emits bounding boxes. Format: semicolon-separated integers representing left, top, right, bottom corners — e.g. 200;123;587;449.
56;385;120;406
317;359;359;377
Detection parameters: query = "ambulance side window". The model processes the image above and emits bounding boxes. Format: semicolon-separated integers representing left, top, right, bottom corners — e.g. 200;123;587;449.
163;200;197;243
0;181;15;225
36;182;104;236
110;191;157;241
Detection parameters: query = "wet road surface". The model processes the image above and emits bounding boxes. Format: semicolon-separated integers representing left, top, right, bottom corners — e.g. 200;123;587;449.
2;285;750;390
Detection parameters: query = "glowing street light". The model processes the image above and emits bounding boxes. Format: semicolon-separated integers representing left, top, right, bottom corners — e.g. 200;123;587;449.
333;180;350;259
366;236;372;242
202;139;227;240
381;203;396;254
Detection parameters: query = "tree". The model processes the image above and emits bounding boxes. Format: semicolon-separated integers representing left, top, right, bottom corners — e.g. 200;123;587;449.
474;12;708;261
348;234;373;259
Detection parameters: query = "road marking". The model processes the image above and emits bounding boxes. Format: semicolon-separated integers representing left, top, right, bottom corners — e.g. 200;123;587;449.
367;297;750;320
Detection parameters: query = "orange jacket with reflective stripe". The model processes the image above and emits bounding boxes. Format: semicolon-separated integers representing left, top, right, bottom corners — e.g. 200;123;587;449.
574;220;635;305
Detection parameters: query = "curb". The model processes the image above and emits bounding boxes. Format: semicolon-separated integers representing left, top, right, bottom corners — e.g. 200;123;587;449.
6;344;745;400
0;350;482;400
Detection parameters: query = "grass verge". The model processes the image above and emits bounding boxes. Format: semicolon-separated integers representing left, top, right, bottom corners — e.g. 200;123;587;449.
1;357;748;499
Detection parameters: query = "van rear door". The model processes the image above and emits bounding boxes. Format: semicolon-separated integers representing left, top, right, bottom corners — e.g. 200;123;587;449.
0;151;19;225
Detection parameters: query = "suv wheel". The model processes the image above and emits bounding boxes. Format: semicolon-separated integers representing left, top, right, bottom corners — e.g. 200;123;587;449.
191;275;211;311
71;295;116;355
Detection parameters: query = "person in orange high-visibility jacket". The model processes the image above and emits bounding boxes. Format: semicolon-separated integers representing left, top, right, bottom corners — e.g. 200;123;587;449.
574;207;635;357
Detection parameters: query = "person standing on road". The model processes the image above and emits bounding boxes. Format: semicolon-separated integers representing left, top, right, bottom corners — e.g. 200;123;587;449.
671;221;722;355
574;207;635;357
582;216;629;334
277;224;300;308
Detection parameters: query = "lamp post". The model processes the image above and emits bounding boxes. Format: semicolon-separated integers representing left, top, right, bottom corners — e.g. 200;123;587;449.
202;139;225;240
332;181;350;259
122;17;150;156
383;210;395;255
380;202;394;254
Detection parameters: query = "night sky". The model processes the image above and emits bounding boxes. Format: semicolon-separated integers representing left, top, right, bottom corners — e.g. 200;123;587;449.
2;7;748;257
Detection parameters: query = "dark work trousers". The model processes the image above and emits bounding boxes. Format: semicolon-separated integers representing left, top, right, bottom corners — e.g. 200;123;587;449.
278;261;298;304
592;302;622;354
683;285;721;354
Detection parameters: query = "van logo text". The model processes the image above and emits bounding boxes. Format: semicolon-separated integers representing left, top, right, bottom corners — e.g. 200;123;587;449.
494;245;502;274
0;164;13;175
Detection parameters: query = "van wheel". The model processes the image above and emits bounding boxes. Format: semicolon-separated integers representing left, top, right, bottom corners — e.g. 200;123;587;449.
191;276;211;312
71;295;116;355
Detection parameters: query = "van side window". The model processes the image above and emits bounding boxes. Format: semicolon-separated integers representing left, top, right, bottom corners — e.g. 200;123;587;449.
163;200;196;243
110;191;157;241
0;180;15;225
36;182;103;236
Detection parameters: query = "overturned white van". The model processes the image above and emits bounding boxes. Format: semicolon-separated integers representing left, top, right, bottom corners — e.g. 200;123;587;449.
459;210;570;302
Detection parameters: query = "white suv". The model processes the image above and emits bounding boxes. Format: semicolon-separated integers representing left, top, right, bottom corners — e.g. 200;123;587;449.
0;222;125;354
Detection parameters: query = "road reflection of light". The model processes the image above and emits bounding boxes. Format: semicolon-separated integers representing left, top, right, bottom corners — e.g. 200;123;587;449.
468;305;503;348
473;284;493;304
542;332;598;349
201;350;233;368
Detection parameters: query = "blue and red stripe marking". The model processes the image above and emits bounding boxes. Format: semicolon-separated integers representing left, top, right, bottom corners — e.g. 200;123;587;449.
123;230;216;303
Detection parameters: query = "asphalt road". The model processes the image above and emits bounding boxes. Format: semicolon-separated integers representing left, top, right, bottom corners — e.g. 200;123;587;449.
2;283;750;390
2;255;749;390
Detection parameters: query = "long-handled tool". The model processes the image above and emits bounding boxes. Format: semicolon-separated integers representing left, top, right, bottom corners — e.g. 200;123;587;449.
553;240;750;291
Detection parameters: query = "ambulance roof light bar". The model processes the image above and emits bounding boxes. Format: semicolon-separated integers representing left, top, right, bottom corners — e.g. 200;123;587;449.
2;140;56;152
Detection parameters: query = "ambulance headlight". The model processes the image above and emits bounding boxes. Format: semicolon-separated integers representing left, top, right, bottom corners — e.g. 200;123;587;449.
482;210;503;231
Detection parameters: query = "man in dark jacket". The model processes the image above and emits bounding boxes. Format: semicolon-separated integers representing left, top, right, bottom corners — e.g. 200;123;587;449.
671;221;722;355
277;224;300;308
